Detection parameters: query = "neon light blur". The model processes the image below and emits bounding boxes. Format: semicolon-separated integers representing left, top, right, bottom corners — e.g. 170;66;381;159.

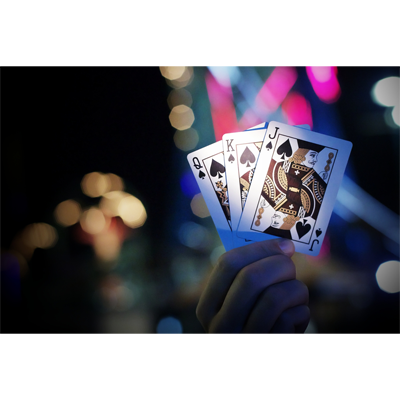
306;67;341;103
239;67;297;129
255;67;298;113
205;71;239;141
281;92;313;129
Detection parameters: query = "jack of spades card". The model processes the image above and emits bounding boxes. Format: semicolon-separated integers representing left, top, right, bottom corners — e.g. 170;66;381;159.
237;122;352;256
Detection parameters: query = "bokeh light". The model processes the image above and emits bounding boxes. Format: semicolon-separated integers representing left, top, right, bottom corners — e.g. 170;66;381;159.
166;67;194;89
173;128;199;151
80;207;109;235
169;105;195;130
167;88;193;109
54;199;82;227
190;193;210;218
392;105;399;126
99;191;130;217
178;221;210;249
306;66;341;103
311;67;333;83
99;275;135;311
159;66;186;81
210;245;225;266
282;91;313;128
383;107;399;129
93;230;121;262
10;234;35;262
170;256;201;287
156;316;183;333
118;195;147;228
376;260;400;293
81;172;111;198
371;76;400;107
107;173;124;191
22;223;58;249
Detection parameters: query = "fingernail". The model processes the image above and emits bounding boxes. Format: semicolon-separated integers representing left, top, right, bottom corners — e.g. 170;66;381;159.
279;239;295;256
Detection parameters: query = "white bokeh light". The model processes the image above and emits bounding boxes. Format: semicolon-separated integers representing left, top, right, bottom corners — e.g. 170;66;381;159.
375;260;400;293
371;76;400;107
392;105;399;126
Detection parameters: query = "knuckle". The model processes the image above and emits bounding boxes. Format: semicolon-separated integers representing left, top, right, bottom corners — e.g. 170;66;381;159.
216;252;235;275
260;238;282;255
195;302;203;321
195;301;209;330
236;265;260;289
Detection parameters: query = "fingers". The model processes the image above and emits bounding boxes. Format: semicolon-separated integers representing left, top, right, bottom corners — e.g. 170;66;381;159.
196;239;295;330
242;279;309;333
270;305;310;333
208;254;296;333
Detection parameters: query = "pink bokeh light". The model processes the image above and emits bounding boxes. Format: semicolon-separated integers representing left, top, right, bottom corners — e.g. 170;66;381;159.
306;67;341;103
281;91;313;129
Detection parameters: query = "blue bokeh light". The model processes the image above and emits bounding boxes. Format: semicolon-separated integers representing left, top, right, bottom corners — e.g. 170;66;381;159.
156;316;183;333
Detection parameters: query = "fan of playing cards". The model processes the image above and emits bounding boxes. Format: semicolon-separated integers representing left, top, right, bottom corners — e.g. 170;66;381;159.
187;121;352;256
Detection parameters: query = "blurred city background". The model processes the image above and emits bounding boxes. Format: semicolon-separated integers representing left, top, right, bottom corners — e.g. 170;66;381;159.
1;66;399;333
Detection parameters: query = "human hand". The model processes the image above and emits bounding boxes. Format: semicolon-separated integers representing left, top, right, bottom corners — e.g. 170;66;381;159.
196;239;310;333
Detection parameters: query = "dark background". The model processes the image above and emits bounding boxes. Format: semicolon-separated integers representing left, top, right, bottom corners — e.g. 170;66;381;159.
1;66;399;333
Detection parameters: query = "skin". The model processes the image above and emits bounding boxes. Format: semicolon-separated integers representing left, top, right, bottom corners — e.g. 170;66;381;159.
196;238;310;333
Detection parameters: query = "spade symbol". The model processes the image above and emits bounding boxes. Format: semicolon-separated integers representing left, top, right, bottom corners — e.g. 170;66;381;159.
210;159;225;179
228;154;235;163
277;139;293;160
266;141;272;150
199;170;205;179
296;221;311;239
316;228;322;237
240;146;256;168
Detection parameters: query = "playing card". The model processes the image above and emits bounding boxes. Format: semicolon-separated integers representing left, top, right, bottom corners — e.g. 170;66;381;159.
237;121;352;256
187;123;269;251
223;129;266;247
187;141;234;251
245;122;268;130
223;124;311;248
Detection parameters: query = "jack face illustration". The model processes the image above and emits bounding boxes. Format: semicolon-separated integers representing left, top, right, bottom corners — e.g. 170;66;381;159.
304;150;318;168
